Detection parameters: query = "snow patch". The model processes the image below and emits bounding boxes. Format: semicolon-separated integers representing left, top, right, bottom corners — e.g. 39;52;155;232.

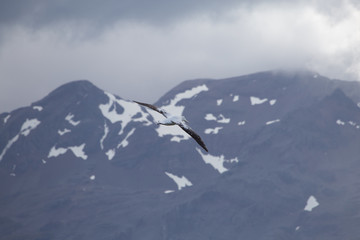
0;134;19;162
90;175;96;180
233;95;239;102
205;127;223;134
336;119;360;129
65;113;80;126
336;119;345;125
304;195;319;212
204;114;230;124
165;172;193;190
21;119;41;136
205;113;217;121
48;144;87;160
99;92;152;135
269;99;277;105
217;114;230;123
217;99;223;106
58;128;71;136
100;123;109;150
250;96;268;105
238;121;246;126
196;148;238;174
117;128;136;148
48;146;67;158
106;149;115;160
3;115;10;124
153;85;208;142
266;119;280;125
42;159;47;164
33;106;43;111
164;190;175;194
295;226;301;231
349;121;356;126
70;144;88;160
0;118;40;161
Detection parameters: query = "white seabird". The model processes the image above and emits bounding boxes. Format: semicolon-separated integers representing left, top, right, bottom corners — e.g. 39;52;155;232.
134;101;208;152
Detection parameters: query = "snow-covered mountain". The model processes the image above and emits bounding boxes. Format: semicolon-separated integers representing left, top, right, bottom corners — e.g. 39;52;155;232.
1;70;360;239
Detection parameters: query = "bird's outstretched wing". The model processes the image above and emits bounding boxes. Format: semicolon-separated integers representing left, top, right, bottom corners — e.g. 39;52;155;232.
133;101;167;118
179;124;208;152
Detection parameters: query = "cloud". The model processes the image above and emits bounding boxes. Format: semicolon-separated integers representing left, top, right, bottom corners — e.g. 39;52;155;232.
0;0;359;112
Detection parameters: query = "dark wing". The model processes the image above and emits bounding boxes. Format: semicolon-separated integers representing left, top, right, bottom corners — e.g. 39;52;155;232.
179;124;208;152
133;100;167;118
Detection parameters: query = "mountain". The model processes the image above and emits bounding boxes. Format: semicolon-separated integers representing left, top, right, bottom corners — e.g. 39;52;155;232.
1;70;360;239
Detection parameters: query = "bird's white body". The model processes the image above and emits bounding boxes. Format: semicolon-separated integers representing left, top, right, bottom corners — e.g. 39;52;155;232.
158;115;188;127
133;100;208;152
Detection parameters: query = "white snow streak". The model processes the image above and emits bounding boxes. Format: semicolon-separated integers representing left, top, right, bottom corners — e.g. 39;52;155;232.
250;97;277;106
71;144;88;160
204;113;230;123
0;118;41;161
266;119;280;125
238;121;246;126
58;128;71;136
106;149;115;160
21;119;41;136
217;99;223;106
269;99;277;105
250;96;268;105
204;127;223;134
304;195;319;212
336;119;360;129
0;135;19;162
164;190;175;194
233;95;239;102
165;172;193;190
3;115;10;124
336;119;345;125
100;122;109;150
349;121;356;126
217;114;230;123
48;143;88;160
205;113;217;121
48;146;67;158
65;113;80;126
99;92;151;135
33;106;43;111
196;148;238;174
117;128;136;148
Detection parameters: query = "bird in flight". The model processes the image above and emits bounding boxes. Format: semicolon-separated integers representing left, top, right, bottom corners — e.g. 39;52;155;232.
134;101;208;152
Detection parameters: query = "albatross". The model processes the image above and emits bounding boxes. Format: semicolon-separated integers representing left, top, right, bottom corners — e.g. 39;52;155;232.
134;101;208;152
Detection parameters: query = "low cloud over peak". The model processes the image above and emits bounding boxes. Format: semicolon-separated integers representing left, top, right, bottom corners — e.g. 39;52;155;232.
0;0;359;112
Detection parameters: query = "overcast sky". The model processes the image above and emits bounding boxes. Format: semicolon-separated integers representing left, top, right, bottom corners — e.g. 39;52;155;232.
0;0;359;113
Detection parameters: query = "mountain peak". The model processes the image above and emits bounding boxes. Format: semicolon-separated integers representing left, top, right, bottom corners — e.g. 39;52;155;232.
48;79;98;96
33;80;103;107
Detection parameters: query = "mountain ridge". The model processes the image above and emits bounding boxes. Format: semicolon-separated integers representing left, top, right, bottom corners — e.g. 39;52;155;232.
1;70;360;239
